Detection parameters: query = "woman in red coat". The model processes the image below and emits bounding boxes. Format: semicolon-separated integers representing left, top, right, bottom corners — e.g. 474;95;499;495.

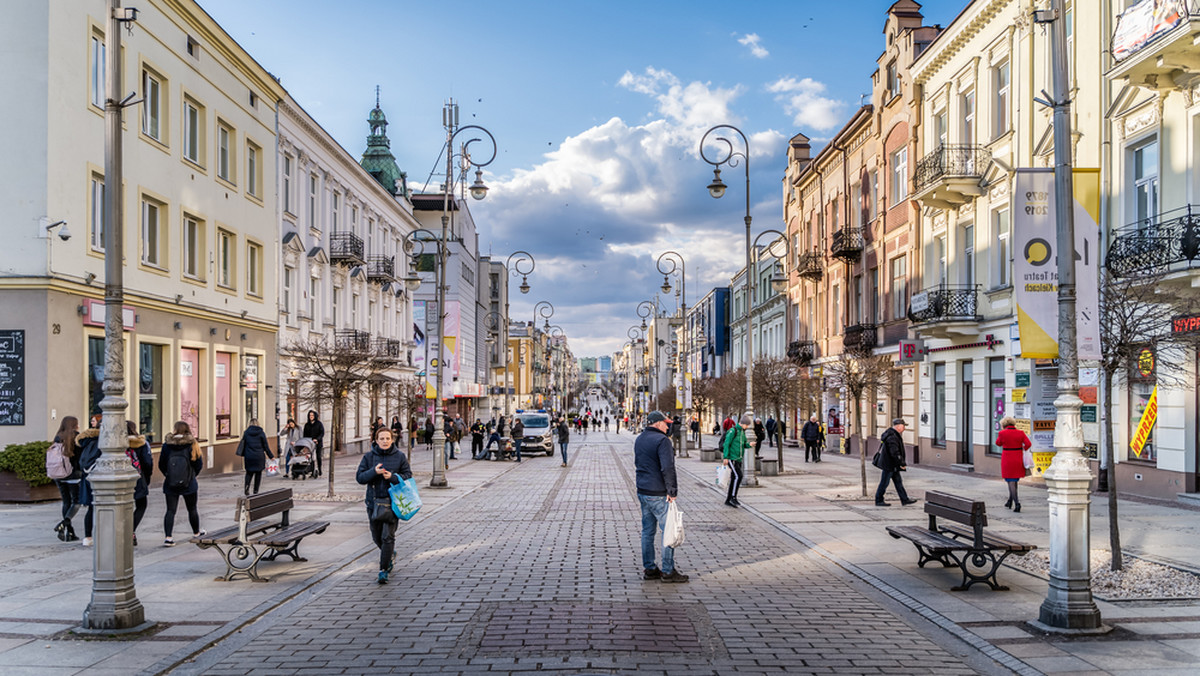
995;416;1032;512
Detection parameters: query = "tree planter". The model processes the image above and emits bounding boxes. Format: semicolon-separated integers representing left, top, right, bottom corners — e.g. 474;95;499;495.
0;471;59;503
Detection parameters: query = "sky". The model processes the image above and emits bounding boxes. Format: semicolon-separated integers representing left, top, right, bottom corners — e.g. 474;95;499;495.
199;0;965;359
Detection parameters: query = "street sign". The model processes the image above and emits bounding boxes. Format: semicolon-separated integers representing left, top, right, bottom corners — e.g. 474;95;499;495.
1080;405;1097;423
1015;371;1031;388
910;291;929;314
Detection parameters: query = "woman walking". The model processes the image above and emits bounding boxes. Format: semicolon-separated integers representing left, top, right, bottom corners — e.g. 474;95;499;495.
74;422;103;546
302;410;325;478
355;428;412;584
159;421;205;546
50;416;82;542
722;414;751;508
280;418;301;477
239;419;273;496
556;417;570;467
996;416;1033;512
124;420;154;546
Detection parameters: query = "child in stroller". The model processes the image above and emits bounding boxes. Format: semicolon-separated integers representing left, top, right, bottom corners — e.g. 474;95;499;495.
290;437;315;480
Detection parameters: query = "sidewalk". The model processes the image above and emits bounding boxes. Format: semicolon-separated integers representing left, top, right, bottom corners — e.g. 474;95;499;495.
677;434;1200;675
0;446;519;676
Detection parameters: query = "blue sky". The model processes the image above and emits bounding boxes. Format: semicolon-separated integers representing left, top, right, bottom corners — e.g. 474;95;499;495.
199;0;965;358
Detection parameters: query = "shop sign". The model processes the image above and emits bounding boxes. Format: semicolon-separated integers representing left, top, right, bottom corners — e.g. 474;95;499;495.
1014;419;1032;434
1130;386;1158;458
1014;371;1031;388
1012;388;1027;402
1112;0;1186;62
1173;314;1200;333
0;330;25;426
1079;386;1098;404
1034;402;1057;419
1136;348;1155;377
910;291;930;315
243;356;259;392
1080;405;1097;423
1083;443;1098;459
1033;420;1056;431
1032;450;1056;474
82;298;135;331
898;339;925;364
1013;402;1031;418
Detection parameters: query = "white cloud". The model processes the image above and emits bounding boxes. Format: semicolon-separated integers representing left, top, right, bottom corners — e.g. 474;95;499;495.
617;67;743;129
737;33;769;59
766;76;846;132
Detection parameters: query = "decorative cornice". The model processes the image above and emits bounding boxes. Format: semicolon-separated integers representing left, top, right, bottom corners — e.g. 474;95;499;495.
911;0;1015;86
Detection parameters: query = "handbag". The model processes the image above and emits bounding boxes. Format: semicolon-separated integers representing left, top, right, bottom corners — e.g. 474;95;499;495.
372;497;398;525
871;450;884;469
663;501;685;548
388;477;423;521
235;439;245;457
716;464;731;489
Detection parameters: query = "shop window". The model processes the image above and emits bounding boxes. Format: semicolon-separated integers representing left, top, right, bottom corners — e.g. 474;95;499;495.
988;357;1005;455
180;347;201;437
933;362;946;447
215;352;233;438
244;355;260;423
138;343;164;443
1129;346;1157;463
87;336;105;426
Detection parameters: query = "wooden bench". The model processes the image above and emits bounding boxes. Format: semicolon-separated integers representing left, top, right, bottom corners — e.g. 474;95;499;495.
885;490;1036;591
191;487;329;582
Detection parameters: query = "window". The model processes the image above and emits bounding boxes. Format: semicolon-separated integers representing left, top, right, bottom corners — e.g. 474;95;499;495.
217;122;234;182
142;70;163;141
138;343;164;444
933;363;946;447
217;229;235;288
215;352;233;438
368;219;375;254
891;255;907;320
90;34;105;108
351;206;359;234
247;242;262;296
332;286;341;326
868;170;879;221
961;224;975;285
961;90;975;143
891;147;908;205
935;110;948;147
308;174;319;230
1133;139;1159;226
88;337;105;420
141;198;164;267
850;182;862;228
854;275;863;323
352;292;359;327
886;61;900;99
331;193;340;232
247;142;260;197
994;61;1010;137
283;266;293;315
1129;347;1156;462
935;235;947;286
183;98;203;165
988;357;1005;454
182;217;203;280
832;283;841;331
308;277;318;318
89;173;105;252
869;267;879;324
994;208;1010;287
282;155;293;213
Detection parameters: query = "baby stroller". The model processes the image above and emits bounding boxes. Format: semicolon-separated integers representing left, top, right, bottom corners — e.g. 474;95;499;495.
290;438;315;480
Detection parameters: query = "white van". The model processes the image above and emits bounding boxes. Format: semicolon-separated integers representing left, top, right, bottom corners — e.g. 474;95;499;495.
514;411;554;455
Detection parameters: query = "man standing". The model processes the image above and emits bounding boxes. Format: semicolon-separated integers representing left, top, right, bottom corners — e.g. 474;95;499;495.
765;416;777;448
801;415;823;463
875;418;918;507
511;417;525;462
470;419;486;460
634;411;688;583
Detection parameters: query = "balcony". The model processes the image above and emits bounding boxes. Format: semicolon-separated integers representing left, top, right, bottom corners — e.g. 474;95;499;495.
830;227;864;264
329;232;365;268
797;251;824;281
1106;205;1200;281
787;339;815;364
912;145;989;209
366;255;395;284
842;324;877;354
334;329;370;352
1108;1;1200;92
908;284;981;338
372;337;402;362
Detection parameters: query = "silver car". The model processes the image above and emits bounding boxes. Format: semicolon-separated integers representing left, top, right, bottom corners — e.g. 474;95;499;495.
515;412;555;455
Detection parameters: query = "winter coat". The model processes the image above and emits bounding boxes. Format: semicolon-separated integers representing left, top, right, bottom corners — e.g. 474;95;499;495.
723;425;748;463
75;429;102;506
302;415;325;450
127;435;153;501
557;422;570;443
878;427;907;471
753;421;765;441
355;442;413;507
239;425;273;472
634;426;677;497
765;418;778;435
801;421;823;442
997;427;1033;480
74;429;151;502
511;420;525;440
158;433;204;495
281;426;301;454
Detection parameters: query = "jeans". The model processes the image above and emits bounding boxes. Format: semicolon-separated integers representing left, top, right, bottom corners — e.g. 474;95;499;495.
514;439;523;461
560;442;569;464
164;491;201;537
638;494;675;574
875;468;911;503
485;433;500;450
284;448;293;474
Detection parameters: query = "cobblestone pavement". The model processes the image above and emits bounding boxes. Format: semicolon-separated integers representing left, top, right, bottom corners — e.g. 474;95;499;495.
194;435;997;675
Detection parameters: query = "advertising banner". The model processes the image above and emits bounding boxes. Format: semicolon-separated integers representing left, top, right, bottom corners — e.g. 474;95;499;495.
1074;169;1102;360
413;302;427;375
1112;0;1185;62
1131;386;1158;458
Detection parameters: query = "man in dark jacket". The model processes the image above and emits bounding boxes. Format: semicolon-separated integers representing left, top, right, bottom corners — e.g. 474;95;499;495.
765;417;777;448
239;419;274;496
875;418;918;507
355;428;413;584
511;418;525;462
470;419;486;459
801;415;824;462
634;411;688;583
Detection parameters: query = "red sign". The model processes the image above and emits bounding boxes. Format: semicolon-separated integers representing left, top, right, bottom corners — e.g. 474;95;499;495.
1172;315;1200;333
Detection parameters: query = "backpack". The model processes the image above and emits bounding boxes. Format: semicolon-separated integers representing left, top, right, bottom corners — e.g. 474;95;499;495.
45;441;72;480
165;450;195;491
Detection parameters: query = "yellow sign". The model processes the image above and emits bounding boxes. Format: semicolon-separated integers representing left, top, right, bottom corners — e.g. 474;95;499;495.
1014;419;1032;434
1033;451;1056;474
1033;420;1056;431
1130;386;1158;458
1012;388;1027;403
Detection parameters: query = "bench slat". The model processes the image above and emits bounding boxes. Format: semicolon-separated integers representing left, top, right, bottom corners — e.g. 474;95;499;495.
886;525;970;552
925;490;985;516
941;524;1037;553
253;521;329;547
925;501;987;528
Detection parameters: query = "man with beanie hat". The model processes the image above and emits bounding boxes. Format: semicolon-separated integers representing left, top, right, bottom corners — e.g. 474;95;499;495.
634;411;688;583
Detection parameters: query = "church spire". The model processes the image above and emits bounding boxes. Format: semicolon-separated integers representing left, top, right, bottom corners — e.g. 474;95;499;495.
360;87;408;198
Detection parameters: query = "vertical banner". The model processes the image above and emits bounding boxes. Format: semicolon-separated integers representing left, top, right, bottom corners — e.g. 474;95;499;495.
1130;385;1157;458
1012;169;1102;359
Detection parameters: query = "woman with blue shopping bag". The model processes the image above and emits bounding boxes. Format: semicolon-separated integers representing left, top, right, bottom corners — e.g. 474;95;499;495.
355;428;412;584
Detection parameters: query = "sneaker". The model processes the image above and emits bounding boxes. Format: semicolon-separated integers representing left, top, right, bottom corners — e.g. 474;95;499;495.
731;497;742;507
901;498;919;506
875;501;891;507
660;569;690;583
163;537;175;547
81;537;93;546
561;462;568;467
377;570;389;584
643;567;662;580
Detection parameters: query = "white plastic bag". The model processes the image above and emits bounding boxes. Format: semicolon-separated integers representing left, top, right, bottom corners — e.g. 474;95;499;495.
266;460;279;477
716;464;731;489
1022;449;1034;470
663;501;685;548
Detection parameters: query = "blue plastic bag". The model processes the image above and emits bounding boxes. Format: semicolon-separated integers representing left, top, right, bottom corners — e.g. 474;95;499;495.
388;477;422;521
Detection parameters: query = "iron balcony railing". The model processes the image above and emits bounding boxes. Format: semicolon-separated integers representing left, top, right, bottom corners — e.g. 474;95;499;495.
329;232;365;267
842;324;878;353
366;255;395;283
797;251;824;281
372;337;402;361
914;144;990;195
1106;205;1200;278
334;329;371;352
908;284;981;323
787;339;815;364
830;227;864;263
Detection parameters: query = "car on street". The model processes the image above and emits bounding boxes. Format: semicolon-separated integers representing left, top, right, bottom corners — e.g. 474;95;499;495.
514;411;555;456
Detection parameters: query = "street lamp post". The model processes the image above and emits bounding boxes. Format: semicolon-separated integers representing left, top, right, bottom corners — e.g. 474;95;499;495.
502;251;535;420
532;302;554;409
701;124;759;486
658;250;690;455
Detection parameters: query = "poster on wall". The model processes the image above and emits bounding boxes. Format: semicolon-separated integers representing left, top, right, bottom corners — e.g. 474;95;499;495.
413;302;427;375
0;330;25;426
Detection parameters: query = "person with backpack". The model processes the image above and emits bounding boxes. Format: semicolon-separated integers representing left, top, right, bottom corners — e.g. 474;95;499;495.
159;420;205;547
48;416;82;542
302;410;325;479
355;427;412;584
237;419;273;496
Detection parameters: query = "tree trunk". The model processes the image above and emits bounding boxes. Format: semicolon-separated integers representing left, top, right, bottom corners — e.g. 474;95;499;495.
776;406;785;472
1103;368;1122;571
328;394;342;498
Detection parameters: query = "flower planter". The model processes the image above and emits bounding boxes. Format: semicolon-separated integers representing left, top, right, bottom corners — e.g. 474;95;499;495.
0;471;59;503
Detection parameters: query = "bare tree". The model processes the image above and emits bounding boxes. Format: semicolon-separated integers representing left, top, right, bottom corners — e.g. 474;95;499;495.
712;368;746;423
753;356;799;470
283;336;395;497
691;377;717;433
654;385;676;413
824;351;894;497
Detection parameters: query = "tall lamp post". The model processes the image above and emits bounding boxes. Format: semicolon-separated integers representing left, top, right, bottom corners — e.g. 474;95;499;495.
548;325;566;411
430;100;497;488
501;251;534;419
701;124;762;485
532;302;554;409
658;250;691;455
482;310;505;420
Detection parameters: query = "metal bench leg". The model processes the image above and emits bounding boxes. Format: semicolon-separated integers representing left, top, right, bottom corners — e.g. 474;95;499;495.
263;537;309;563
212;543;271;583
951;550;1011;592
911;543;956;569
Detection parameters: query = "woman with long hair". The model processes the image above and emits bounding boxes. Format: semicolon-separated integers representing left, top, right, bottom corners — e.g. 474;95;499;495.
159;420;205;546
51;416;82;541
302;410;325;478
996;416;1033;512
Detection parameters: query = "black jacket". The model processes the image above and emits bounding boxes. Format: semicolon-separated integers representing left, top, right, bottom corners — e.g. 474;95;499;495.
355;443;413;506
557;422;570;443
302;415;325;449
240;425;273;472
634;426;678;497
511;420;525;439
801;421;823;442
879;427;907;471
158;433;204;495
